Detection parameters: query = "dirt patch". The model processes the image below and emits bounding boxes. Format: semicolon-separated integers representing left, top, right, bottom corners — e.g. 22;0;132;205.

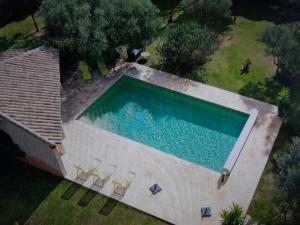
219;34;234;47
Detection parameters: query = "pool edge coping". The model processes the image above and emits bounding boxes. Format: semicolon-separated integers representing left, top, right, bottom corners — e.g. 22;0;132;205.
222;108;259;174
73;72;258;174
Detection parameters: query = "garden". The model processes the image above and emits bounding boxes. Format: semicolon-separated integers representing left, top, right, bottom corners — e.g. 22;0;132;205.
0;0;300;224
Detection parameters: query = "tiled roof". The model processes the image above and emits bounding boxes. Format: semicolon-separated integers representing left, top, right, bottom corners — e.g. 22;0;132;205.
0;48;63;146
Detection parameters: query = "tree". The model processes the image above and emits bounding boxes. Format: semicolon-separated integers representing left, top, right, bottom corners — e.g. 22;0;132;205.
276;136;300;223
103;0;160;48
158;22;218;74
220;203;245;225
185;0;232;18
25;0;41;32
151;0;182;23
40;0;160;60
262;25;300;79
41;0;108;60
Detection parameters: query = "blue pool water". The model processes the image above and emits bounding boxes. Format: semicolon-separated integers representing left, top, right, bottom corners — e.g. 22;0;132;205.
79;76;248;172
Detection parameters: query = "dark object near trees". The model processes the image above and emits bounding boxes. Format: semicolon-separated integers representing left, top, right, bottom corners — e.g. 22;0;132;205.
127;49;143;62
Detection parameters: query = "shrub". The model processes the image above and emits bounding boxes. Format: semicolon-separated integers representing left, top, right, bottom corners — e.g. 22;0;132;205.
158;22;218;74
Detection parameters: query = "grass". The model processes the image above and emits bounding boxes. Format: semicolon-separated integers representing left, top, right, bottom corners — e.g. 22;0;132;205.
0;14;45;53
0;14;44;37
0;160;168;225
79;61;92;80
146;16;277;97
205;17;276;93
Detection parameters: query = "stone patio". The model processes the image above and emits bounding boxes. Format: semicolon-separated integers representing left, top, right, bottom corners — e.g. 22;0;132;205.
61;63;282;225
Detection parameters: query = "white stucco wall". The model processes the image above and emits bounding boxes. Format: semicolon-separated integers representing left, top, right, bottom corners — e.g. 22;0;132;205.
0;118;64;175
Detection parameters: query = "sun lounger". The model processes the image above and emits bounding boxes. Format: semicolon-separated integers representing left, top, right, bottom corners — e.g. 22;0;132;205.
96;60;109;76
93;169;115;188
201;207;211;217
149;183;162;195
74;165;95;182
112;180;131;196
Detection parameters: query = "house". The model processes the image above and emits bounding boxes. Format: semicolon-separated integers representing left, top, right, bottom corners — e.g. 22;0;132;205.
0;47;65;175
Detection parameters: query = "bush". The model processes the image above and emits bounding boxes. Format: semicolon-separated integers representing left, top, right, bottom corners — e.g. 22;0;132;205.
158;22;218;74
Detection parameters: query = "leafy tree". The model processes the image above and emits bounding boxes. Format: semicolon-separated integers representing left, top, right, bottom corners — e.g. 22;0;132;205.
40;0;160;60
262;25;300;80
104;0;160;48
158;22;218;74
41;0;108;60
185;0;232;18
276;136;300;223
151;0;182;23
220;203;245;225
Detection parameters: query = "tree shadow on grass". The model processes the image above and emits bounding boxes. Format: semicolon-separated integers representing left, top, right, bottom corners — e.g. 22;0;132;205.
77;189;97;207
99;198;118;216
0;159;62;225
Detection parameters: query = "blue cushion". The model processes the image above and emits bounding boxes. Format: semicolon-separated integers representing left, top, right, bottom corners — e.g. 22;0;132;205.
149;183;162;195
201;207;211;217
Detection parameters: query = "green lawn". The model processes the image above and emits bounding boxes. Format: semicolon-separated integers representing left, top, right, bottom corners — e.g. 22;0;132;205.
0;161;168;225
205;17;276;93
0;14;45;53
0;14;44;37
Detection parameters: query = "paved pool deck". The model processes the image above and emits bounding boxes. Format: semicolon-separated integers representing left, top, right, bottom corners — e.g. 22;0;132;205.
61;63;282;225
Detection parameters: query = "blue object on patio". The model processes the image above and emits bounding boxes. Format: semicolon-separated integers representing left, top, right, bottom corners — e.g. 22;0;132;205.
149;183;162;195
201;207;211;217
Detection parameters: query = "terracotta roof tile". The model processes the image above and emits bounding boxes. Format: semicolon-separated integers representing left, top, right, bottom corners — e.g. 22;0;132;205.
0;48;63;145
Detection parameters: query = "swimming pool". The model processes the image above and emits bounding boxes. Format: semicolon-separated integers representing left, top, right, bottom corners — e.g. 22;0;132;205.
79;76;249;172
